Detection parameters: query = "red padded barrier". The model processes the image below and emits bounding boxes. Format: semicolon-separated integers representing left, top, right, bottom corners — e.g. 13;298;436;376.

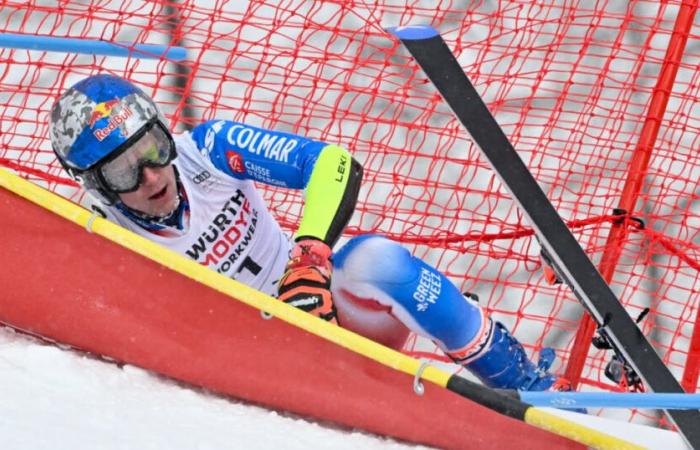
0;186;582;450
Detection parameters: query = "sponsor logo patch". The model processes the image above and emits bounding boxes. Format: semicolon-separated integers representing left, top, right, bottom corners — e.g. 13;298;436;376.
184;190;260;276
88;99;120;127
201;121;225;158
413;268;441;312
226;150;246;174
92;103;133;141
225;124;298;163
192;170;211;184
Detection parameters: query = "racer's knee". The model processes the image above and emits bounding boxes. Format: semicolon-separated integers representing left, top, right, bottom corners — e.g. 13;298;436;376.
333;234;416;285
332;234;484;352
331;235;413;349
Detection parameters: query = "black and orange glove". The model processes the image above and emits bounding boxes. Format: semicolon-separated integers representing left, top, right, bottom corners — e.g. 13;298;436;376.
277;238;338;324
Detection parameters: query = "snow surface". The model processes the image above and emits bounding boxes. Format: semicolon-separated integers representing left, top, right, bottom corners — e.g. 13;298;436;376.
0;327;429;450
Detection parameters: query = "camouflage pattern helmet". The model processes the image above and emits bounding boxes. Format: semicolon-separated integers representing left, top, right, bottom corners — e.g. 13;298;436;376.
49;74;171;203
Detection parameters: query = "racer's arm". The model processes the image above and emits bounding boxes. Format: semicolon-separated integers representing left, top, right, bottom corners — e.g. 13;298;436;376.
190;120;362;246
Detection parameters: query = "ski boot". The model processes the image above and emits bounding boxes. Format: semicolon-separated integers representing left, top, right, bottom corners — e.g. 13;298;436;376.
450;320;587;413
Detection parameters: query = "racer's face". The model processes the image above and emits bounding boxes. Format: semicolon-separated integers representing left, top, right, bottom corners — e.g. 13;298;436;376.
118;164;178;217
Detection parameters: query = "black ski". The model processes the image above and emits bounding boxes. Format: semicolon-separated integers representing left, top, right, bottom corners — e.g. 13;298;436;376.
389;25;700;447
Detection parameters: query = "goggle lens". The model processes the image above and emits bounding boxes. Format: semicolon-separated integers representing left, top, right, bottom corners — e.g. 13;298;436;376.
99;125;174;193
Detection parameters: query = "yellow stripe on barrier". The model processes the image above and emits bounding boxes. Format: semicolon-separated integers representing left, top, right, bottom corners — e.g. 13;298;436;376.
525;408;646;450
0;167;642;450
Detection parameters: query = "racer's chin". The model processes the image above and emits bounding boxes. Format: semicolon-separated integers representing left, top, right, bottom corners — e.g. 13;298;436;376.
147;183;179;217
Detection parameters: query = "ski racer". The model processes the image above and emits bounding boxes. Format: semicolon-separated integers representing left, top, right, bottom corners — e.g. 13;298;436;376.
49;73;570;393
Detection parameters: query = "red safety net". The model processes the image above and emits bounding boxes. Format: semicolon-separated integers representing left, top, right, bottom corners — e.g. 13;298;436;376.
2;0;699;428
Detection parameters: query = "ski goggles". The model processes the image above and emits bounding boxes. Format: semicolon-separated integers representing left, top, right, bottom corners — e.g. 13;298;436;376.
98;122;175;193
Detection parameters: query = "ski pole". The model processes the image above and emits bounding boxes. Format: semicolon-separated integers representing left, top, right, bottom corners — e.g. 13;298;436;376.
517;391;700;410
0;33;187;60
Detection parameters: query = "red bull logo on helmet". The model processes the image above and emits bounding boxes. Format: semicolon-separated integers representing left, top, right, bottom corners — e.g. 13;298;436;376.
88;99;120;127
90;99;134;141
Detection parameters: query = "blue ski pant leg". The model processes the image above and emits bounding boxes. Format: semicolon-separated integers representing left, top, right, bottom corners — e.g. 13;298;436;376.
330;234;487;353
